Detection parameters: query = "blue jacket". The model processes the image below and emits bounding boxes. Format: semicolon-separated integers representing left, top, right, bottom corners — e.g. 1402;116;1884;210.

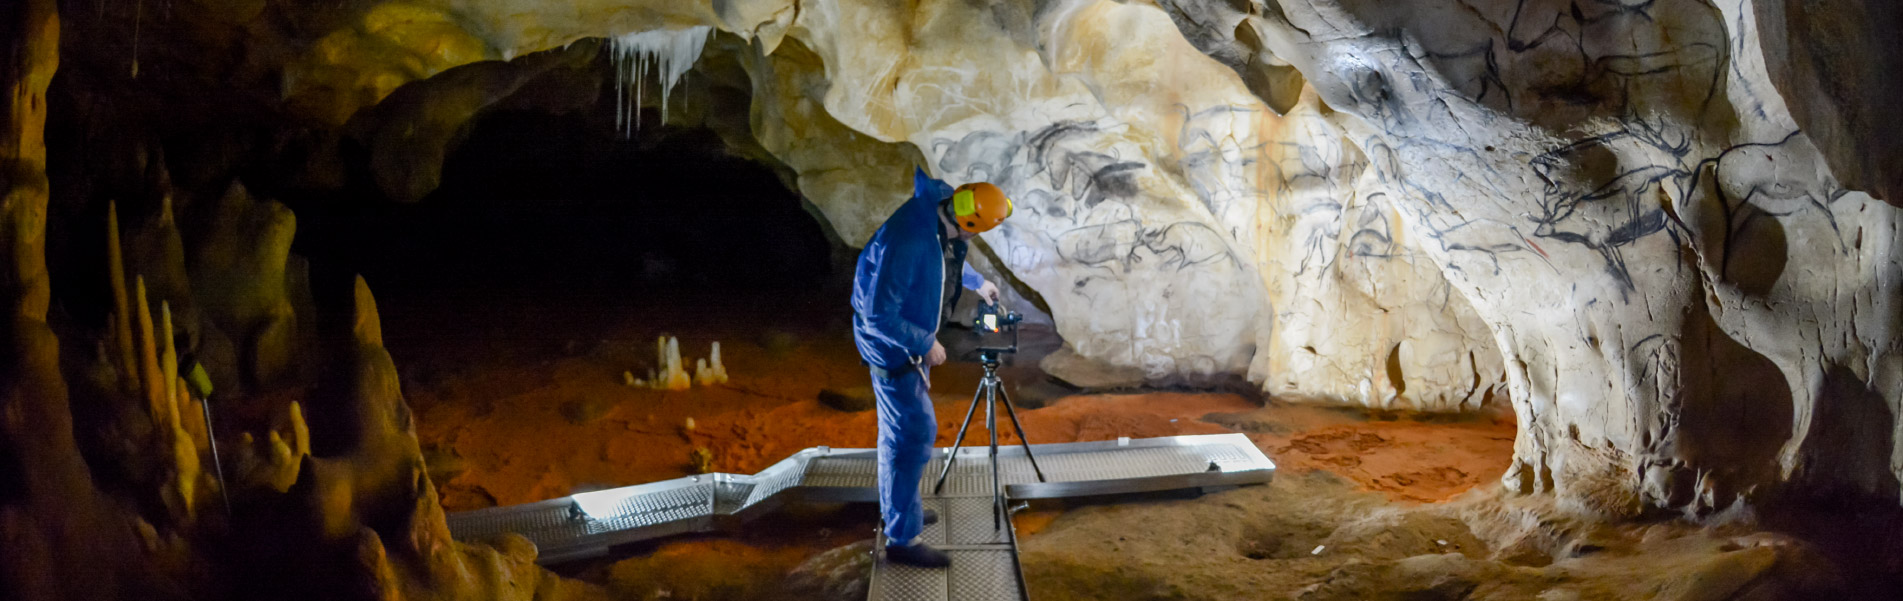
852;169;984;371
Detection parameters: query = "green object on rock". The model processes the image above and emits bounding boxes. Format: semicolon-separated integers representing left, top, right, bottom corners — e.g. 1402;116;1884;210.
185;362;214;398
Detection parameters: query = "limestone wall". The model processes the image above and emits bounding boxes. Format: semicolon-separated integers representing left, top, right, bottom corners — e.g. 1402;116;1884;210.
1230;0;1902;511
312;0;1487;400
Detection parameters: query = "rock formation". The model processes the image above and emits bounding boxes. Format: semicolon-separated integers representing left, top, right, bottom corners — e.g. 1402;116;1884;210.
3;4;608;599
1;4;139;599
196;0;1891;513
1219;0;1901;516
4;0;1902;598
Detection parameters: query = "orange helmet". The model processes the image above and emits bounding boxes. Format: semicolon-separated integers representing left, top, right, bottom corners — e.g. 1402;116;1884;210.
951;182;1013;234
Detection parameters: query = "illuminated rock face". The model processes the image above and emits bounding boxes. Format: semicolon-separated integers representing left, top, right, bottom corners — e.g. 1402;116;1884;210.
308;0;1284;385
40;0;1903;512
301;0;1520;407
1226;0;1903;512
357;0;1898;512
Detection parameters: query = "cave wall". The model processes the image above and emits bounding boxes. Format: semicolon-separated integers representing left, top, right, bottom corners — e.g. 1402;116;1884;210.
1225;0;1902;513
31;0;1903;517
54;0;1500;405
319;0;1900;512
1;1;137;599
299;0;1500;401
3;4;612;599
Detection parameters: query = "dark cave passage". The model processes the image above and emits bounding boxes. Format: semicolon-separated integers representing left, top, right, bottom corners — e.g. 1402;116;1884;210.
309;109;835;298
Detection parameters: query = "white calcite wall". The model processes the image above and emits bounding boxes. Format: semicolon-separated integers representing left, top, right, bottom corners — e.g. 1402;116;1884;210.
1234;0;1901;511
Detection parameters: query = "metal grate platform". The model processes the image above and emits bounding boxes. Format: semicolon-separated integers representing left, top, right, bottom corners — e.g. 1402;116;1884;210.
867;493;1027;601
446;434;1275;582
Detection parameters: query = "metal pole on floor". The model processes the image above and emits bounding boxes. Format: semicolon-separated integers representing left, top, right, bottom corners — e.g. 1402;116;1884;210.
185;362;231;517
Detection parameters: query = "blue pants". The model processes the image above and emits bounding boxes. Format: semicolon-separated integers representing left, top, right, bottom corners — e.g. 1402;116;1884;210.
873;366;936;546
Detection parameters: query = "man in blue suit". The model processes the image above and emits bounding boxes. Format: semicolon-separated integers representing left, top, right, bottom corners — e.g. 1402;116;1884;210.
851;168;1013;567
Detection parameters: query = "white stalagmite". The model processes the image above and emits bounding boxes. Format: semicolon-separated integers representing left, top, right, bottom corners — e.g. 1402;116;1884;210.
610;26;712;136
655;337;667;376
694;342;729;386
652;335;691;390
666;337;691;390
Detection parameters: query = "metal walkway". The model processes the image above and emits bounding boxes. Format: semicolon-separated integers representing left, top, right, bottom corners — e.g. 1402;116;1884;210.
446;434;1276;596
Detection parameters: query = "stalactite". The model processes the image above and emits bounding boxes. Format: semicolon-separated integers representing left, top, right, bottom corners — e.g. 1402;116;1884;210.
609;26;711;136
129;0;142;77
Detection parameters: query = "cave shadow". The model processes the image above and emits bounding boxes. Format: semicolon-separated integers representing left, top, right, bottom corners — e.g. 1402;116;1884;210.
313;108;835;298
1668;301;1793;507
1760;365;1903;600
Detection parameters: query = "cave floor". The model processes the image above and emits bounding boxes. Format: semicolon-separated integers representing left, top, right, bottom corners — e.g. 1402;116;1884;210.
382;285;1517;513
372;284;1538;599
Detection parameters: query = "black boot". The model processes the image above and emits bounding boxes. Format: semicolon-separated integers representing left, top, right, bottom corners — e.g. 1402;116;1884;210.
885;542;952;568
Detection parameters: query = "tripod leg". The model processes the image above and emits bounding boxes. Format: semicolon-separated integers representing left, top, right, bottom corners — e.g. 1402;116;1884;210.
933;383;987;495
986;382;1006;531
203;395;232;516
996;385;1047;482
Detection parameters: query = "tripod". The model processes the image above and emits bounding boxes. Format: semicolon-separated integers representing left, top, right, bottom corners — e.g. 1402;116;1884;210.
931;348;1046;530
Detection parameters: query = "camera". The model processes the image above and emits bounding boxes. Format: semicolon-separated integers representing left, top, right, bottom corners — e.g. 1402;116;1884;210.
973;301;1023;333
971;301;1022;356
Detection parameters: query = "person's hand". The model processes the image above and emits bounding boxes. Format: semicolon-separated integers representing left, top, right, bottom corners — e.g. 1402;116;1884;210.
927;340;948;366
976;280;1001;305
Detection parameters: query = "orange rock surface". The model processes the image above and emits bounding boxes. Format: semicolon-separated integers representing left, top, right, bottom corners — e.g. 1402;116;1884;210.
394;290;1515;511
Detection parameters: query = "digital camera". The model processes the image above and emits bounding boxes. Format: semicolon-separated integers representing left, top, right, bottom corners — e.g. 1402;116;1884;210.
973;301;1023;333
971;301;1022;356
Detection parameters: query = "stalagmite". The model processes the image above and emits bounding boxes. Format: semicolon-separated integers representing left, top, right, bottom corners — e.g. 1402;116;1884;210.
159;301;177;431
648;335;692;390
150;301;200;518
252;402;309;493
134;277;163;421
693;342;728;386
287;400;310;458
664;336;690;390
264;430;296;492
609;26;711;135
106;201;135;383
177;378;208;454
169;415;199;519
